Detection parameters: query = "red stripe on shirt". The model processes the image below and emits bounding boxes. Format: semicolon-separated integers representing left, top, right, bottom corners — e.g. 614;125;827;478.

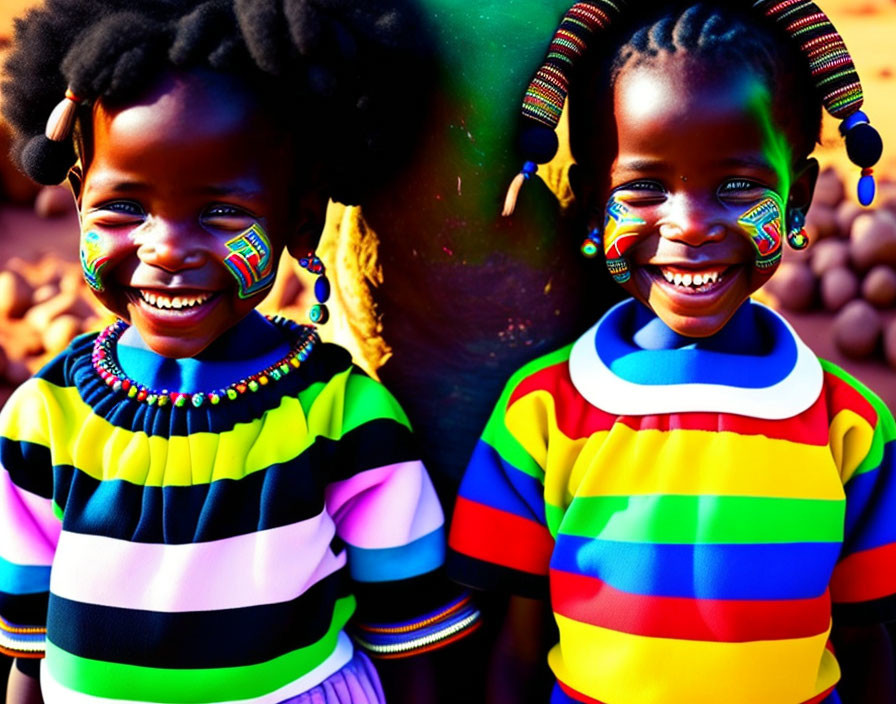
557;676;835;704
557;679;607;704
449;496;553;576
550;568;831;642
507;361;617;435
823;370;878;429
507;362;830;445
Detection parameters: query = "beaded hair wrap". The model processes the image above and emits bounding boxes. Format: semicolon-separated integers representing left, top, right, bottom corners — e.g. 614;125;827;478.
503;0;883;214
754;0;881;204
503;1;628;216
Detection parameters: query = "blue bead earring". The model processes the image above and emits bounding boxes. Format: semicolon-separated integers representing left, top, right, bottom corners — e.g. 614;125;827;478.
580;227;602;258
786;209;809;251
298;252;331;324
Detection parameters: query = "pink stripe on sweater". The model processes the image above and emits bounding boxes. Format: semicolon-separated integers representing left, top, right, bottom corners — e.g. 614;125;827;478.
0;469;60;566
326;461;444;549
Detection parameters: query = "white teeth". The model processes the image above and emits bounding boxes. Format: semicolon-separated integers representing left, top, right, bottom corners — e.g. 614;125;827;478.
659;268;725;289
139;291;211;310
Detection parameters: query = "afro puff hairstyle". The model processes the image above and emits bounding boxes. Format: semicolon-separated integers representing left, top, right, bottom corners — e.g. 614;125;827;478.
2;0;434;204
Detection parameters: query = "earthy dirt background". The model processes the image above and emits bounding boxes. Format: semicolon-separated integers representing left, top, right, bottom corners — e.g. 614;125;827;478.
0;0;894;406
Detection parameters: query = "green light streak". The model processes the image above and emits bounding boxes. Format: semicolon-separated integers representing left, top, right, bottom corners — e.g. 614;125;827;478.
746;79;791;200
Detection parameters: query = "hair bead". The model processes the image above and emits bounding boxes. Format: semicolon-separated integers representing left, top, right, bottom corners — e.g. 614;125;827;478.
858;168;876;207
502;1;628;216
45;95;79;142
519;125;560;165
842;122;883;168
20;84;84;185
502;160;538;216
836;110;882;205
19;134;76;185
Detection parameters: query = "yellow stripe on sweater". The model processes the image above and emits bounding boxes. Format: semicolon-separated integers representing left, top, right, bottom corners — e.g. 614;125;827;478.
2;373;405;487
505;391;845;501
549;614;839;704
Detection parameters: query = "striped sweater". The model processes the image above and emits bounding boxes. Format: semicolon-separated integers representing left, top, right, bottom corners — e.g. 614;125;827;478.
0;322;475;703
449;299;896;704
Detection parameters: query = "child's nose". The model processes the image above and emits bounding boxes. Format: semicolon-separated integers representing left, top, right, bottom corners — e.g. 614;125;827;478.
136;219;207;272
658;196;725;246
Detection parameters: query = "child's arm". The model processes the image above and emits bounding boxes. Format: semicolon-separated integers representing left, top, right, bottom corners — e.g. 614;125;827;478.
6;661;43;704
823;363;896;702
323;371;480;699
0;379;61;701
832;623;895;704
447;356;560;702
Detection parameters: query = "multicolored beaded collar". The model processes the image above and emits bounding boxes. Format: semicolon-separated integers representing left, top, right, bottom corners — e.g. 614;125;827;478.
91;315;319;408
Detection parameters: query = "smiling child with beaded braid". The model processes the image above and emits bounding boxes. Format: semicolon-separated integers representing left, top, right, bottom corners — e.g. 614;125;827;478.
0;1;480;703
447;2;896;703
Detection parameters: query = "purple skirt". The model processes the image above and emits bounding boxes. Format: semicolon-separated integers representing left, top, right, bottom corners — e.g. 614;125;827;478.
280;650;385;704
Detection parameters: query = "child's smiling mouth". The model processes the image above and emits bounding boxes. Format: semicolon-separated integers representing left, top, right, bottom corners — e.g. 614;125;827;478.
656;265;727;293
646;264;738;296
128;288;220;318
138;290;215;310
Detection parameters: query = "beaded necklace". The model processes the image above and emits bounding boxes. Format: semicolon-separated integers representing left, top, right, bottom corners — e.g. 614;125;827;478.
91;315;319;408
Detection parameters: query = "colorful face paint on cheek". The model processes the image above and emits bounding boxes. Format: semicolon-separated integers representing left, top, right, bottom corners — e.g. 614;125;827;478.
603;195;647;284
736;194;784;271
223;223;276;299
80;230;112;292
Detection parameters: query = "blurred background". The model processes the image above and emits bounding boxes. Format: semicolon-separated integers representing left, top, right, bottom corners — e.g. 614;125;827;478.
0;0;894;698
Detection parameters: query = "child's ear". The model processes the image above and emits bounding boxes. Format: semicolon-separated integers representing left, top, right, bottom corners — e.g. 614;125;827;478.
285;185;329;259
789;157;819;217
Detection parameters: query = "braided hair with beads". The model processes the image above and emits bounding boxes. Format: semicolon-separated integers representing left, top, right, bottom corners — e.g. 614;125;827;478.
503;0;882;215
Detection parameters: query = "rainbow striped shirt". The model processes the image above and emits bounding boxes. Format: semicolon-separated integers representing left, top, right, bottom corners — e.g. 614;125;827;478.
0;326;473;703
449;299;896;704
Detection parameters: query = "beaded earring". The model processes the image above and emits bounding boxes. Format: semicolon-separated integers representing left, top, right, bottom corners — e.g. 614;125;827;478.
298;252;331;324
581;227;603;258
502;0;883;214
606;257;630;284
786;209;809;251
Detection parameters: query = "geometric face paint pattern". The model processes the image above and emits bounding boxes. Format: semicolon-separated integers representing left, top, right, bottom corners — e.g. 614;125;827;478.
223;223;276;299
736;195;784;271
80;230;112;292
603;195;647;284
